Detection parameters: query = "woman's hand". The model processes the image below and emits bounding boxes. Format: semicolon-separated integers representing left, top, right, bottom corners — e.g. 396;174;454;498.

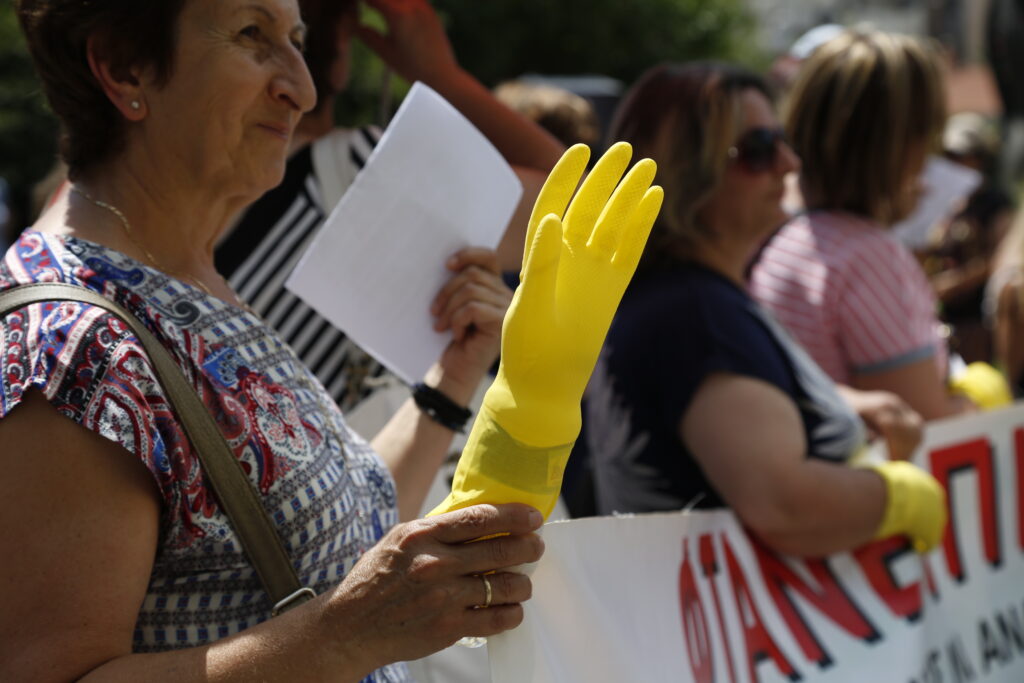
325;503;544;672
356;0;460;86
429;247;511;398
837;386;924;460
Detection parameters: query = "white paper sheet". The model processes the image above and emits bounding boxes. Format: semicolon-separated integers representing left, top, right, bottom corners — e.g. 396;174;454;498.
891;155;982;250
286;82;523;385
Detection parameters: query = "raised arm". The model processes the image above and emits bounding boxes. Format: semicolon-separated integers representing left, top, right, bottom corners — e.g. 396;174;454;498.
356;0;565;172
430;142;663;519
370;246;511;521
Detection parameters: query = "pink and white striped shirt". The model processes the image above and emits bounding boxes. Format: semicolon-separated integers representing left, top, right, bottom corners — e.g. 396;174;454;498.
749;211;947;385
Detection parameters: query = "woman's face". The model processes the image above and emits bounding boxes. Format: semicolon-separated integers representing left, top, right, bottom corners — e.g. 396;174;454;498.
699;88;800;243
137;0;316;198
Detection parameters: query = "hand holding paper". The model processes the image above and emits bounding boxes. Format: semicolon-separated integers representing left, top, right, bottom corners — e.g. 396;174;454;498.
430;143;663;519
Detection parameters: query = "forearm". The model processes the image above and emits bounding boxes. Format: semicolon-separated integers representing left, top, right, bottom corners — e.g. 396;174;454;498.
742;461;887;557
78;596;371;683
424;67;565;171
372;366;479;521
496;167;548;271
852;358;962;421
932;260;989;304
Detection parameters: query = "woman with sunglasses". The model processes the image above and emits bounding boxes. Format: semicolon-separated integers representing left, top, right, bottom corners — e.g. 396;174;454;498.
586;62;944;557
750;29;970;420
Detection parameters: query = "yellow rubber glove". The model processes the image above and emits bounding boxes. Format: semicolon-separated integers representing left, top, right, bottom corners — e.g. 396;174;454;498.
949;361;1013;410
868;461;947;553
430;142;663;519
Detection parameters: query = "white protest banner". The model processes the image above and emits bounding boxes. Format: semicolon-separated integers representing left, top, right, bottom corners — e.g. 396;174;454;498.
490;404;1024;683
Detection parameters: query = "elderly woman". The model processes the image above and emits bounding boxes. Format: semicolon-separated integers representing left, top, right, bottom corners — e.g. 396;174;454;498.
219;0;563;423
0;0;547;680
586;62;944;557
749;29;970;420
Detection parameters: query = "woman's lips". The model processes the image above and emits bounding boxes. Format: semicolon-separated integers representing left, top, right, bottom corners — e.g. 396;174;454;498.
258;123;290;141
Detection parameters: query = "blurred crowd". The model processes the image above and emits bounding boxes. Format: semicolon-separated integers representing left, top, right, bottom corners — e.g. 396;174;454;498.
5;0;1024;680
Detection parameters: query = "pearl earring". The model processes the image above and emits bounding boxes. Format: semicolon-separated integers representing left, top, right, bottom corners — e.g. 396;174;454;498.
130;100;141;110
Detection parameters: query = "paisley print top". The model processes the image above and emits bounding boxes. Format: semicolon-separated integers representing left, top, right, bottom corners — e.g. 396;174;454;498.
0;232;410;682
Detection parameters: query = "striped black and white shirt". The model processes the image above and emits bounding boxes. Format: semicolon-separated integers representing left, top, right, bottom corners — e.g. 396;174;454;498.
216;126;391;413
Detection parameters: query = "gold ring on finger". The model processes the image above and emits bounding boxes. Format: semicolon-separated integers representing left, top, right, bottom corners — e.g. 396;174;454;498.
478;574;492;609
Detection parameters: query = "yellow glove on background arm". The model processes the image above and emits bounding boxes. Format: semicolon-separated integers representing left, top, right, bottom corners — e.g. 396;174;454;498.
429;142;663;519
949;361;1012;410
868;460;947;553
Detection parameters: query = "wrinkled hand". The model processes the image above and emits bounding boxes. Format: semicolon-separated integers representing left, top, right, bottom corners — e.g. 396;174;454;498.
430;247;511;394
846;389;923;461
327;504;543;672
357;0;459;85
489;142;663;445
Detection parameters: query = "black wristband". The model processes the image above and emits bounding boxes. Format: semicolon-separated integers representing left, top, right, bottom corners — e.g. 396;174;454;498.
412;382;472;432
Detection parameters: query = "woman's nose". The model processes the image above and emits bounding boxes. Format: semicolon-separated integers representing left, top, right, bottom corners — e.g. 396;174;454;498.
777;139;801;175
271;48;317;114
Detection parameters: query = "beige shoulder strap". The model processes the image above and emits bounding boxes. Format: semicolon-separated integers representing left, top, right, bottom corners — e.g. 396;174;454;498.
0;282;314;615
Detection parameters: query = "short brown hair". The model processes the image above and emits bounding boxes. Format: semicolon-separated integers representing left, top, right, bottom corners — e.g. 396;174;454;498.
608;62;770;271
16;0;186;178
494;81;600;148
785;29;946;225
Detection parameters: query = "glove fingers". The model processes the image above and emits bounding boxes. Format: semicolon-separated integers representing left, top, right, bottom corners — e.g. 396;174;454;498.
519;213;564;302
612;185;663;272
523;145;590;274
562;142;632;247
589;158;657;258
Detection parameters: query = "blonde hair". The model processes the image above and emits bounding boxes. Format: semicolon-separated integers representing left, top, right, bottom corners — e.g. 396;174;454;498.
785;29;946;225
608;62;770;271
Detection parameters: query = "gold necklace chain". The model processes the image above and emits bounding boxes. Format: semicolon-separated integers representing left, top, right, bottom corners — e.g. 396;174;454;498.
70;186;348;455
70;185;227;299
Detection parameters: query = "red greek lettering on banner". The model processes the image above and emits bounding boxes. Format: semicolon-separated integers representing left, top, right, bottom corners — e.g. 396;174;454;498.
1015;427;1024;552
753;540;880;668
722;535;802;682
679;539;714;683
929;437;1000;582
700;534;738;683
853;537;923;621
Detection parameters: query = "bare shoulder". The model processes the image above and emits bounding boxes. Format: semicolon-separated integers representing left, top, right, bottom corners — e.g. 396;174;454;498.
0;389;161;680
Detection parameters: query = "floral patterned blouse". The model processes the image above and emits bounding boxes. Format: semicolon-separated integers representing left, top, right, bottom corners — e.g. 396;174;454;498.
0;232;410;682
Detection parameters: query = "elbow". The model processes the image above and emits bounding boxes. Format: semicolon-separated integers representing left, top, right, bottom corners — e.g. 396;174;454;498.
747;527;832;558
732;496;807;554
732;494;839;558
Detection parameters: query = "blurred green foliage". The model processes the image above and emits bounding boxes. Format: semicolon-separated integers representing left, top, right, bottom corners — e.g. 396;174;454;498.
0;2;58;231
0;0;760;224
434;0;761;87
338;0;762;126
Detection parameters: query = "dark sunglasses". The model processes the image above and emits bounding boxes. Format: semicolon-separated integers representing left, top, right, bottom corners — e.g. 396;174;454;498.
727;128;788;173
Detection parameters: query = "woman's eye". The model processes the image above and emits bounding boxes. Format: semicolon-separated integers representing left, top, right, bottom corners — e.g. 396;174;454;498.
291;38;305;52
240;25;261;40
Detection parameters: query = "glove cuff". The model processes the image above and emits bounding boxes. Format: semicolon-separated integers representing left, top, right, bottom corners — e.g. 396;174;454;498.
870;462;911;540
428;406;573;520
866;461;947;552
